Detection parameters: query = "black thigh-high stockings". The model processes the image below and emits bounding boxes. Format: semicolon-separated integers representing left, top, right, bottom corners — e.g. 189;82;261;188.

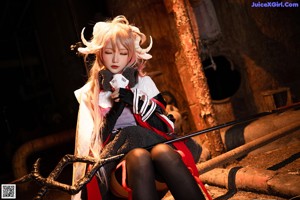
151;144;206;200
125;144;205;200
125;148;160;200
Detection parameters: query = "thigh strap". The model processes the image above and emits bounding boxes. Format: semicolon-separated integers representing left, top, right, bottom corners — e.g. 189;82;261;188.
110;160;133;200
176;150;213;200
110;160;168;200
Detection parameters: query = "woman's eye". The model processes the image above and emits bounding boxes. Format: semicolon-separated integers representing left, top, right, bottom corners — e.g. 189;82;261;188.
120;52;128;55
104;51;113;54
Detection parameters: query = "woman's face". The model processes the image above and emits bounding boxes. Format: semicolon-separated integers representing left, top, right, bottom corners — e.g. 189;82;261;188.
102;40;129;74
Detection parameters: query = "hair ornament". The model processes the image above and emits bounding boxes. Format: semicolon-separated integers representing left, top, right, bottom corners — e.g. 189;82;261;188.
130;25;153;60
77;15;153;60
77;22;109;54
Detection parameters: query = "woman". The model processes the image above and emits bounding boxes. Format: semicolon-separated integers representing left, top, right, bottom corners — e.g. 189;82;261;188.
73;15;209;200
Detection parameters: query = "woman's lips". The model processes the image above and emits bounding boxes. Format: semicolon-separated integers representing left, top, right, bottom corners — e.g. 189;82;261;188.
111;65;119;69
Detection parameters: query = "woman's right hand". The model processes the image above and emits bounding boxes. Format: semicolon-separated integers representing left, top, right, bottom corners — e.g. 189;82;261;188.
111;88;121;102
112;88;133;105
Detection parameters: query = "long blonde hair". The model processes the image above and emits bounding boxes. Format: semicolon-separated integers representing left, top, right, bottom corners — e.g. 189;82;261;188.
78;15;153;158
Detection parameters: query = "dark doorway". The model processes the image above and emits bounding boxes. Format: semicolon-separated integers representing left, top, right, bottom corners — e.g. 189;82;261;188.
203;55;241;100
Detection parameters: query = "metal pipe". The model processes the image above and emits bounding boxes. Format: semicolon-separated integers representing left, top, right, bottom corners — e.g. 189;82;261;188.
200;167;300;198
197;121;300;174
12;130;74;190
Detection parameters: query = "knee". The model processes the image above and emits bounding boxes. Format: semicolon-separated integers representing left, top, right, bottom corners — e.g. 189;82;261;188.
126;148;151;168
151;144;180;163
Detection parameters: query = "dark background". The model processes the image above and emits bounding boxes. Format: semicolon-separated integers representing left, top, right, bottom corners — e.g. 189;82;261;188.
0;0;299;188
0;0;109;183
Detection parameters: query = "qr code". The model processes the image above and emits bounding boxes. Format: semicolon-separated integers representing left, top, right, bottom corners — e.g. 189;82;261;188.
1;184;16;199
